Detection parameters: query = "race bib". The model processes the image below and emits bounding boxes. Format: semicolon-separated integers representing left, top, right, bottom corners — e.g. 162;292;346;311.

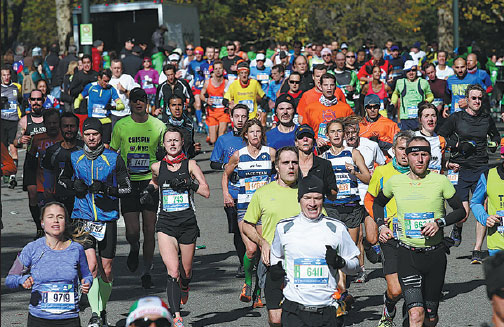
257;74;269;84
210;96;224;108
84;221;106;241
39;283;75;314
318;123;328;140
294;258;329;285
244;176;268;195
92;104;107;117
447;170;459;185
162;188;189;212
336;173;351;198
127;153;150;174
407;105;418;119
497;210;504;235
432;98;443;108
337;84;349;95
6;100;17;113
239;100;254;113
429;164;441;174
404;212;435;238
392;217;399;239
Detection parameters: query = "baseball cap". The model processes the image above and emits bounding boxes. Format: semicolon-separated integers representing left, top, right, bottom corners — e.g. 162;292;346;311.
143;56;151;62
275;93;295;110
364;94;380;107
256;53;266;61
279;51;288;59
194;46;204;54
298;175;324;201
168;53;181;62
126;296;171;327
295;124;315;139
403;60;417;71
340;42;349;49
391;45;399;51
129;87;147;103
321;48;332;56
126;37;135;44
31;47;42;57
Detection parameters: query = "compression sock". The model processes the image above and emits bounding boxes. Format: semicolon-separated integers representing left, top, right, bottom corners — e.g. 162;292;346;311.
234;232;246;265
98;277;113;311
88;277;101;314
166;276;181;314
143;260;153;276
384;292;398;317
29;205;42;230
180;275;191;290
195;109;203;124
243;254;253;286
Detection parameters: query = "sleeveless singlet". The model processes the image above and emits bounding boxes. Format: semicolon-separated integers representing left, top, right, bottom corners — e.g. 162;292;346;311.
366;82;388;100
321;147;360;205
25;114;46;136
207;78;226;109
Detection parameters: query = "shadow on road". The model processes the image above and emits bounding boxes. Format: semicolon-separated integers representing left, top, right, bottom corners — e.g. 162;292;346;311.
442;279;485;300
190;306;261;326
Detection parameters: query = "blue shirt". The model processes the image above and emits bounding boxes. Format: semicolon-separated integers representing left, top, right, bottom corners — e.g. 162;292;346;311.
81;82;119;118
266;125;298;150
210;131;246;198
470;69;493;91
6;238;92;320
250;66;271;92
446;73;480;114
187;59;206;90
267;79;284;102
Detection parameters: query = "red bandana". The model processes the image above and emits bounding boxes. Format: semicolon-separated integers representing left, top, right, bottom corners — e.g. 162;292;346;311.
163;153;187;165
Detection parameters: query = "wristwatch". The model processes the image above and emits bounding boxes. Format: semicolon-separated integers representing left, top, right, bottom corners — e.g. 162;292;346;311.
435;218;447;228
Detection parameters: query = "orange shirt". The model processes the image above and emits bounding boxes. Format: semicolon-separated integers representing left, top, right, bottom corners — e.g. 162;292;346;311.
298;87;346;120
28;132;63;192
303;101;354;139
359;116;400;147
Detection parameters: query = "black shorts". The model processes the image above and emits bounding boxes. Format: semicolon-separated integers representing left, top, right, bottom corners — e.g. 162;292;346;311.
397;244;447;313
224;201;239;234
156;217;200;244
121;180;159;214
264;267;284;310
72;219;117;259
324;204;365;229
281;299;341;327
380;238;399;275
454;166;488;202
22;158;37;191
102;122;112;144
1;119;17;146
28;313;80;327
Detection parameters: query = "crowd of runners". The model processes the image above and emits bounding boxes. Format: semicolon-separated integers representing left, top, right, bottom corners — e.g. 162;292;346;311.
2;36;504;327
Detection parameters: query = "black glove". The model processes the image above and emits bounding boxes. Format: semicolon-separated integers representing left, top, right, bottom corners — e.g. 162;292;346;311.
89;180;107;195
140;184;156;205
269;262;286;281
458;141;476;157
73;179;88;198
229;171;240;184
325;245;346;269
170;178;199;193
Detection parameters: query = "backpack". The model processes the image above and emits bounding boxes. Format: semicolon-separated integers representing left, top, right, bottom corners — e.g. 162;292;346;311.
400;78;424;98
21;71;36;95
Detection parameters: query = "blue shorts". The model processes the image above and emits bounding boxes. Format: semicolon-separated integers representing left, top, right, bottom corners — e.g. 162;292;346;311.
489;249;503;256
455;166;488;202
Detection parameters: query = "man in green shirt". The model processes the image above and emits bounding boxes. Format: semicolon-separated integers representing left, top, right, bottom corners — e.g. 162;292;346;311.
373;136;465;327
391;60;434;131
243;146;300;325
110;87;166;289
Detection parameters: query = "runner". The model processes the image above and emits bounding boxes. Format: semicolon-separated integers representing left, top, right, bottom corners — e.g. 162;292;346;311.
424;63;450;128
360;66;392;118
266;94;298;150
155;64;194;118
42;112;83;214
6;202;93;327
414;102;446;174
200;60;230;144
222;42;241;81
1;64;22;188
242;146;300;322
146;126;210;327
390;60;434;130
435;51;454;80
445;57;480;115
266;64;285;105
110;88;166;289
333;52;360;111
250;53;272;93
210;104;248;277
438;84;500;263
364;130;414;327
125;296;173;327
59;117;132;327
134;57;159;114
187;46;206;128
109;58;140;127
270;174;360;327
222;119;275;305
73;69;125;146
373;136;466;327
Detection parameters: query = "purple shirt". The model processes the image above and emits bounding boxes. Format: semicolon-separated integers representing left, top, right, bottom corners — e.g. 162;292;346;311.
134;69;159;94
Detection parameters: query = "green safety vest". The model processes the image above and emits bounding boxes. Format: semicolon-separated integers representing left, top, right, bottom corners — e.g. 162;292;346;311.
487;167;504;251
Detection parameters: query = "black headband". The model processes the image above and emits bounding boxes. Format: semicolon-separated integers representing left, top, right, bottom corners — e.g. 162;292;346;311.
406;145;431;155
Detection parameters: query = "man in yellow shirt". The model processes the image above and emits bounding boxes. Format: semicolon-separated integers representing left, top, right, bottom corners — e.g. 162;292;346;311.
224;61;270;121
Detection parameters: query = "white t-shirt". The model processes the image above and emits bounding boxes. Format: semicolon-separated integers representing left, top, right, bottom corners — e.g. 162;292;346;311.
271;213;360;307
409;50;426;66
109;74;139;117
435;65;454;80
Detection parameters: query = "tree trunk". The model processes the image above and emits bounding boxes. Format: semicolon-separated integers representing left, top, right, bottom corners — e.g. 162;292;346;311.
55;0;72;54
438;4;453;52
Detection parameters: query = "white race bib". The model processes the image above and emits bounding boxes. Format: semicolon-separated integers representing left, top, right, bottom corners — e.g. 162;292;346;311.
92;104;107;117
162;188;190;212
403;212;435;238
447;170;459;185
84;221;106;241
127;153;150;174
294;258;329;285
39;283;75;314
336;173;351;198
239;100;254;113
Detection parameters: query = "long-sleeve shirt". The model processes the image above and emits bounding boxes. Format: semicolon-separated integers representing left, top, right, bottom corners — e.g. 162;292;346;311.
6;238;92;320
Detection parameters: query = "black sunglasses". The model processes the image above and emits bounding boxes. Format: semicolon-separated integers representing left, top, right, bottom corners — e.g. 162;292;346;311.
186;48;194;51
346;56;354;58
366;104;380;110
132;317;171;327
470;96;482;101
30;97;43;101
289;80;301;84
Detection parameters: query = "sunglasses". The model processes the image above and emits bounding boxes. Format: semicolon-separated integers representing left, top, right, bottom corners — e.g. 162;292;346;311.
366;104;380;110
346;56;354;58
322;54;332;57
289;80;301;84
470;96;482;101
186;48;194;51
30;97;43;101
143;60;151;63
132;317;171;327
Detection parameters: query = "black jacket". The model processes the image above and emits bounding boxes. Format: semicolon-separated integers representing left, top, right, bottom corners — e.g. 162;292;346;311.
69;69;99;114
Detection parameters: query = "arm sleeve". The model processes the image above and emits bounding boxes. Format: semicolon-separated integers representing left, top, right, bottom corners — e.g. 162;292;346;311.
322;160;338;197
58;159;75;190
373;190;392;227
437;115;457;148
445;194;466;226
5;245;33;288
487;116;501;144
470;173;489;226
109;155;131;197
78;246;93;286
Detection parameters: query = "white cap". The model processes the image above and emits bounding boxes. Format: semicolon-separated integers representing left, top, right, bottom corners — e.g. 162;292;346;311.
256;53;266;61
403;60;417;71
169;53;181;62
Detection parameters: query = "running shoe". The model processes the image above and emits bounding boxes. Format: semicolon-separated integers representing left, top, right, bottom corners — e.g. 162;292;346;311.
377;306;395;327
8;175;17;189
354;269;367;283
235;265;245;278
100;310;108;327
239;283;252;302
340;291;355;311
450;225;462;247
180;286;189;305
172;317;184;327
471;250;483;264
141;274;153;289
127;243;140;272
364;241;382;264
87;313;102;327
252;295;264;308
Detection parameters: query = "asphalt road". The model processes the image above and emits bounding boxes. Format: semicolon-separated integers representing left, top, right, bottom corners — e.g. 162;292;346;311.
1;133;499;327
